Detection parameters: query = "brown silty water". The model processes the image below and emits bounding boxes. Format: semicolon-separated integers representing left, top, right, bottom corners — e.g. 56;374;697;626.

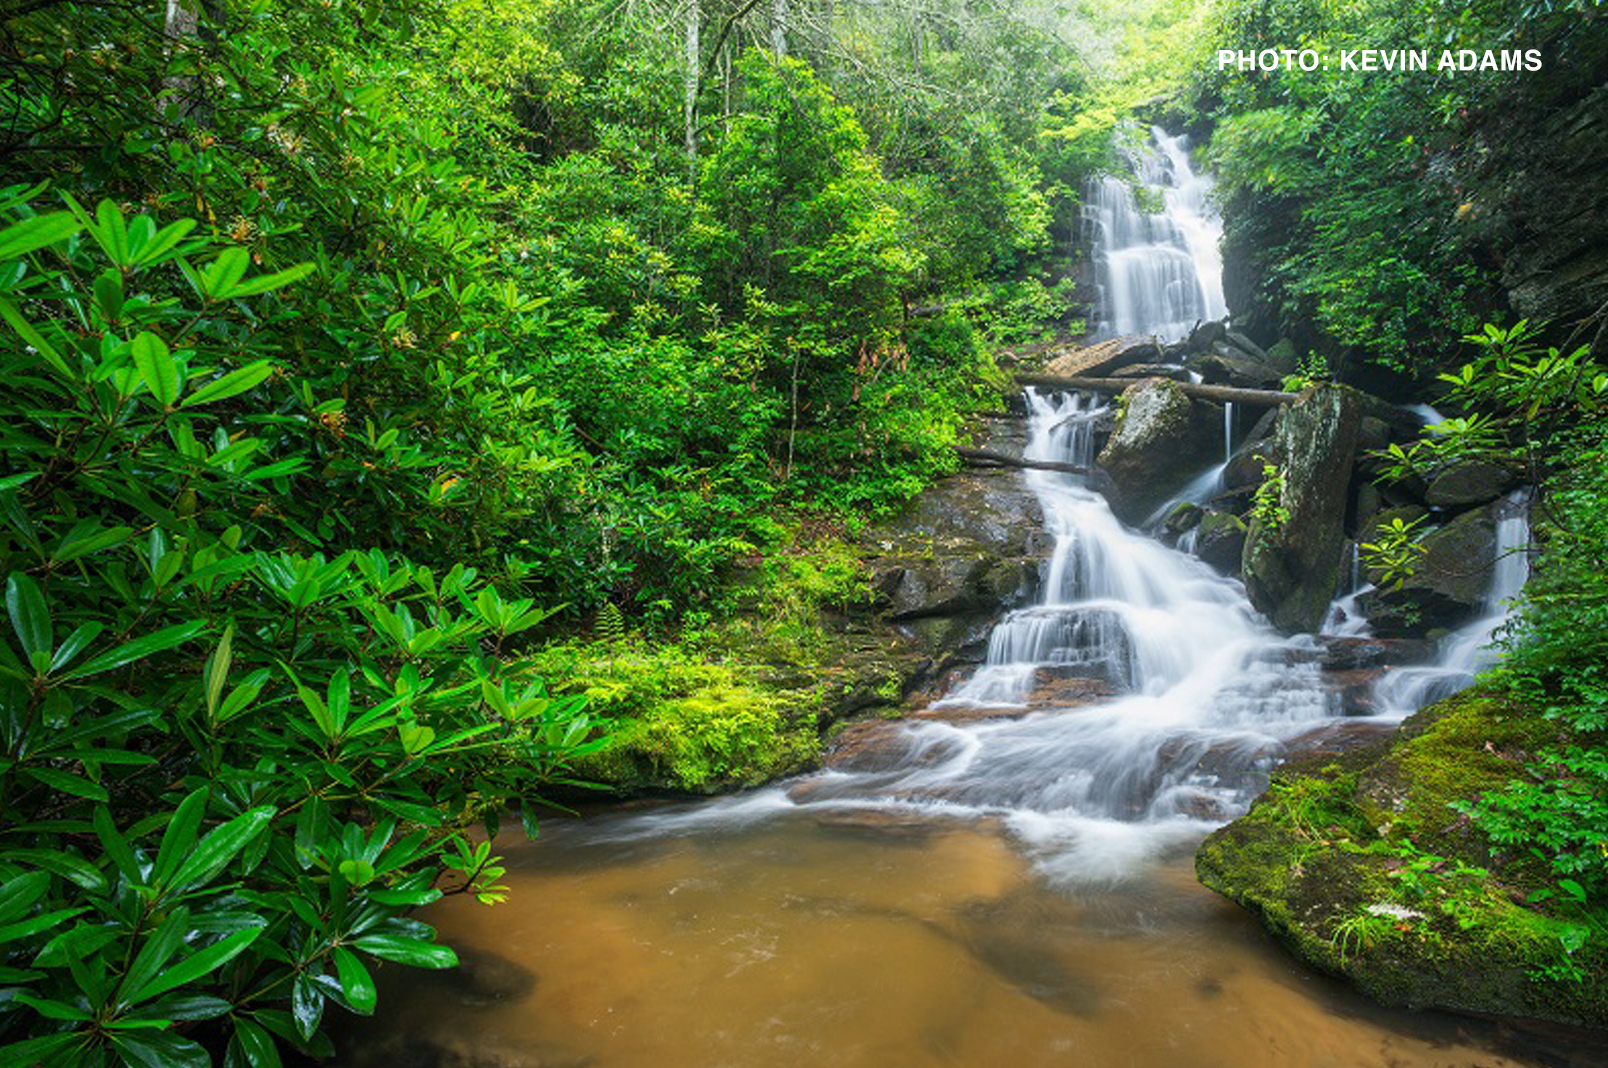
342;388;1598;1068
340;810;1593;1068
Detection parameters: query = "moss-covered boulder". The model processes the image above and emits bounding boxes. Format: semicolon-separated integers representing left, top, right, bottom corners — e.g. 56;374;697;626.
1095;378;1219;525
1242;384;1362;633
1197;686;1608;1031
1195;511;1247;576
1360;504;1497;637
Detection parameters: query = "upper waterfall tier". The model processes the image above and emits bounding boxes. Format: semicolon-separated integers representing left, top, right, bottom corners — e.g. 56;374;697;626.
1087;127;1227;343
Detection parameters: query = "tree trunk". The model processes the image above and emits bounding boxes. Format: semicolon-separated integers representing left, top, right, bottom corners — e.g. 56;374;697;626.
1013;373;1299;408
771;0;787;56
684;0;701;172
955;447;1090;475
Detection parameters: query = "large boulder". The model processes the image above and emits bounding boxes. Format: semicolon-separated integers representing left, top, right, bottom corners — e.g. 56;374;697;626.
1043;335;1164;378
1198;687;1608;1032
1359;504;1497;637
1094;378;1220;526
1191;341;1286;389
1423;459;1518;509
865;414;1051;682
1194;511;1247;576
1241;384;1363;633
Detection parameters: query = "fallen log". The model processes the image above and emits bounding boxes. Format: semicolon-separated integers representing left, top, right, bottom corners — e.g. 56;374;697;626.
955;447;1090;475
1014;373;1298;407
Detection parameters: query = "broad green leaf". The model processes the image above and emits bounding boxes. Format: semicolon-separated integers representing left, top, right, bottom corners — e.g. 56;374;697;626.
154;787;209;888
48;621;106;674
231;1017;283;1068
126;925;264;1005
140;994;232;1021
331;947;376;1014
0;1033;84;1065
6;571;51;673
0;906;88;944
67;620;207;678
208;437;263;467
182;360;274;408
203;247;251;299
0;871;50;923
352;933;457;969
118;906;190;1008
131;332;179;407
21;766;109;802
205;626;233;719
8;849;106;893
94;805;142;884
34;922;121;967
291;973;324;1041
0;294;72;377
165;805;276;897
0;472;38;493
13;992;91;1021
111;1031;210;1068
53;521;133;564
0;212;81;260
229;261;315;297
130;217;197;267
94;200;131;265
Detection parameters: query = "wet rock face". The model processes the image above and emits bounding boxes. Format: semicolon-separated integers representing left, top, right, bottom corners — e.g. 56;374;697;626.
1095;378;1220;526
1194;511;1247;576
1423;459;1518;509
1241;384;1362;633
1198;687;1608;1032
862;414;1051;693
1359;504;1497;638
1043;335;1164;378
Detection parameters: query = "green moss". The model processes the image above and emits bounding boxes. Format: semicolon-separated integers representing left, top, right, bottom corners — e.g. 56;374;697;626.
530;521;923;793
1198;683;1608;1030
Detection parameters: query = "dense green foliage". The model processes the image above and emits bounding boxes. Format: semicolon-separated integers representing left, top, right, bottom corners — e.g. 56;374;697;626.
1358;319;1608;969
0;0;1110;1060
1199;0;1608;376
0;200;607;1065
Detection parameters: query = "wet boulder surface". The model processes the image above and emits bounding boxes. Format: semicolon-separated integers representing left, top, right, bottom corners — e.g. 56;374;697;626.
1197;686;1608;1032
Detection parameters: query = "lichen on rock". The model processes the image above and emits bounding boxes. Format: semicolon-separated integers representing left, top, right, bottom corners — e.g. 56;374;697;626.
1197;685;1608;1031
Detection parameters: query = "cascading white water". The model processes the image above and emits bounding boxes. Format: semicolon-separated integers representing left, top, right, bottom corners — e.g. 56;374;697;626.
1372;492;1531;718
1087;127;1228;343
643;389;1333;882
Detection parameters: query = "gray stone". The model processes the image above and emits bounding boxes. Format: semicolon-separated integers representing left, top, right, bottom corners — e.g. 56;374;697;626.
1424;459;1518;509
1193;342;1285;389
1162;501;1204;537
1263;338;1299;374
1359;504;1498;637
1195;511;1247;576
1241;384;1363;633
1095;378;1220;526
1109;362;1190;382
1225;330;1269;362
1043;335;1163;378
1356;416;1391;453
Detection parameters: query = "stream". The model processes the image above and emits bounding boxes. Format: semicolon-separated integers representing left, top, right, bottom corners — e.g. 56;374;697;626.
341;131;1593;1067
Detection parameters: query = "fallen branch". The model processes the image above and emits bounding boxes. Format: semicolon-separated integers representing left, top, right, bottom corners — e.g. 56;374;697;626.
1014;373;1299;407
955;447;1090;475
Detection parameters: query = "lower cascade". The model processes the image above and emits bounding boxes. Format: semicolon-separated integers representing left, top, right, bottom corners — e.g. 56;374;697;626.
1371;489;1532;717
643;388;1335;883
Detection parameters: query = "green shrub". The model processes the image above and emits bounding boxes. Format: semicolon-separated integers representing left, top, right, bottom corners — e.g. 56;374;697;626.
0;204;604;1066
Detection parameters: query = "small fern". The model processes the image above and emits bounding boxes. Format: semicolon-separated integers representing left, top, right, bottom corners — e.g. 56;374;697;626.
596;601;626;645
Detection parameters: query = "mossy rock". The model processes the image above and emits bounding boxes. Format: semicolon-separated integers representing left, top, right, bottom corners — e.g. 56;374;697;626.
1197;685;1608;1031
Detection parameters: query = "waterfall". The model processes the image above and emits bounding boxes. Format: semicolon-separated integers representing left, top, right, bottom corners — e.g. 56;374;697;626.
1371;492;1531;718
1086;127;1228;343
762;388;1336;881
